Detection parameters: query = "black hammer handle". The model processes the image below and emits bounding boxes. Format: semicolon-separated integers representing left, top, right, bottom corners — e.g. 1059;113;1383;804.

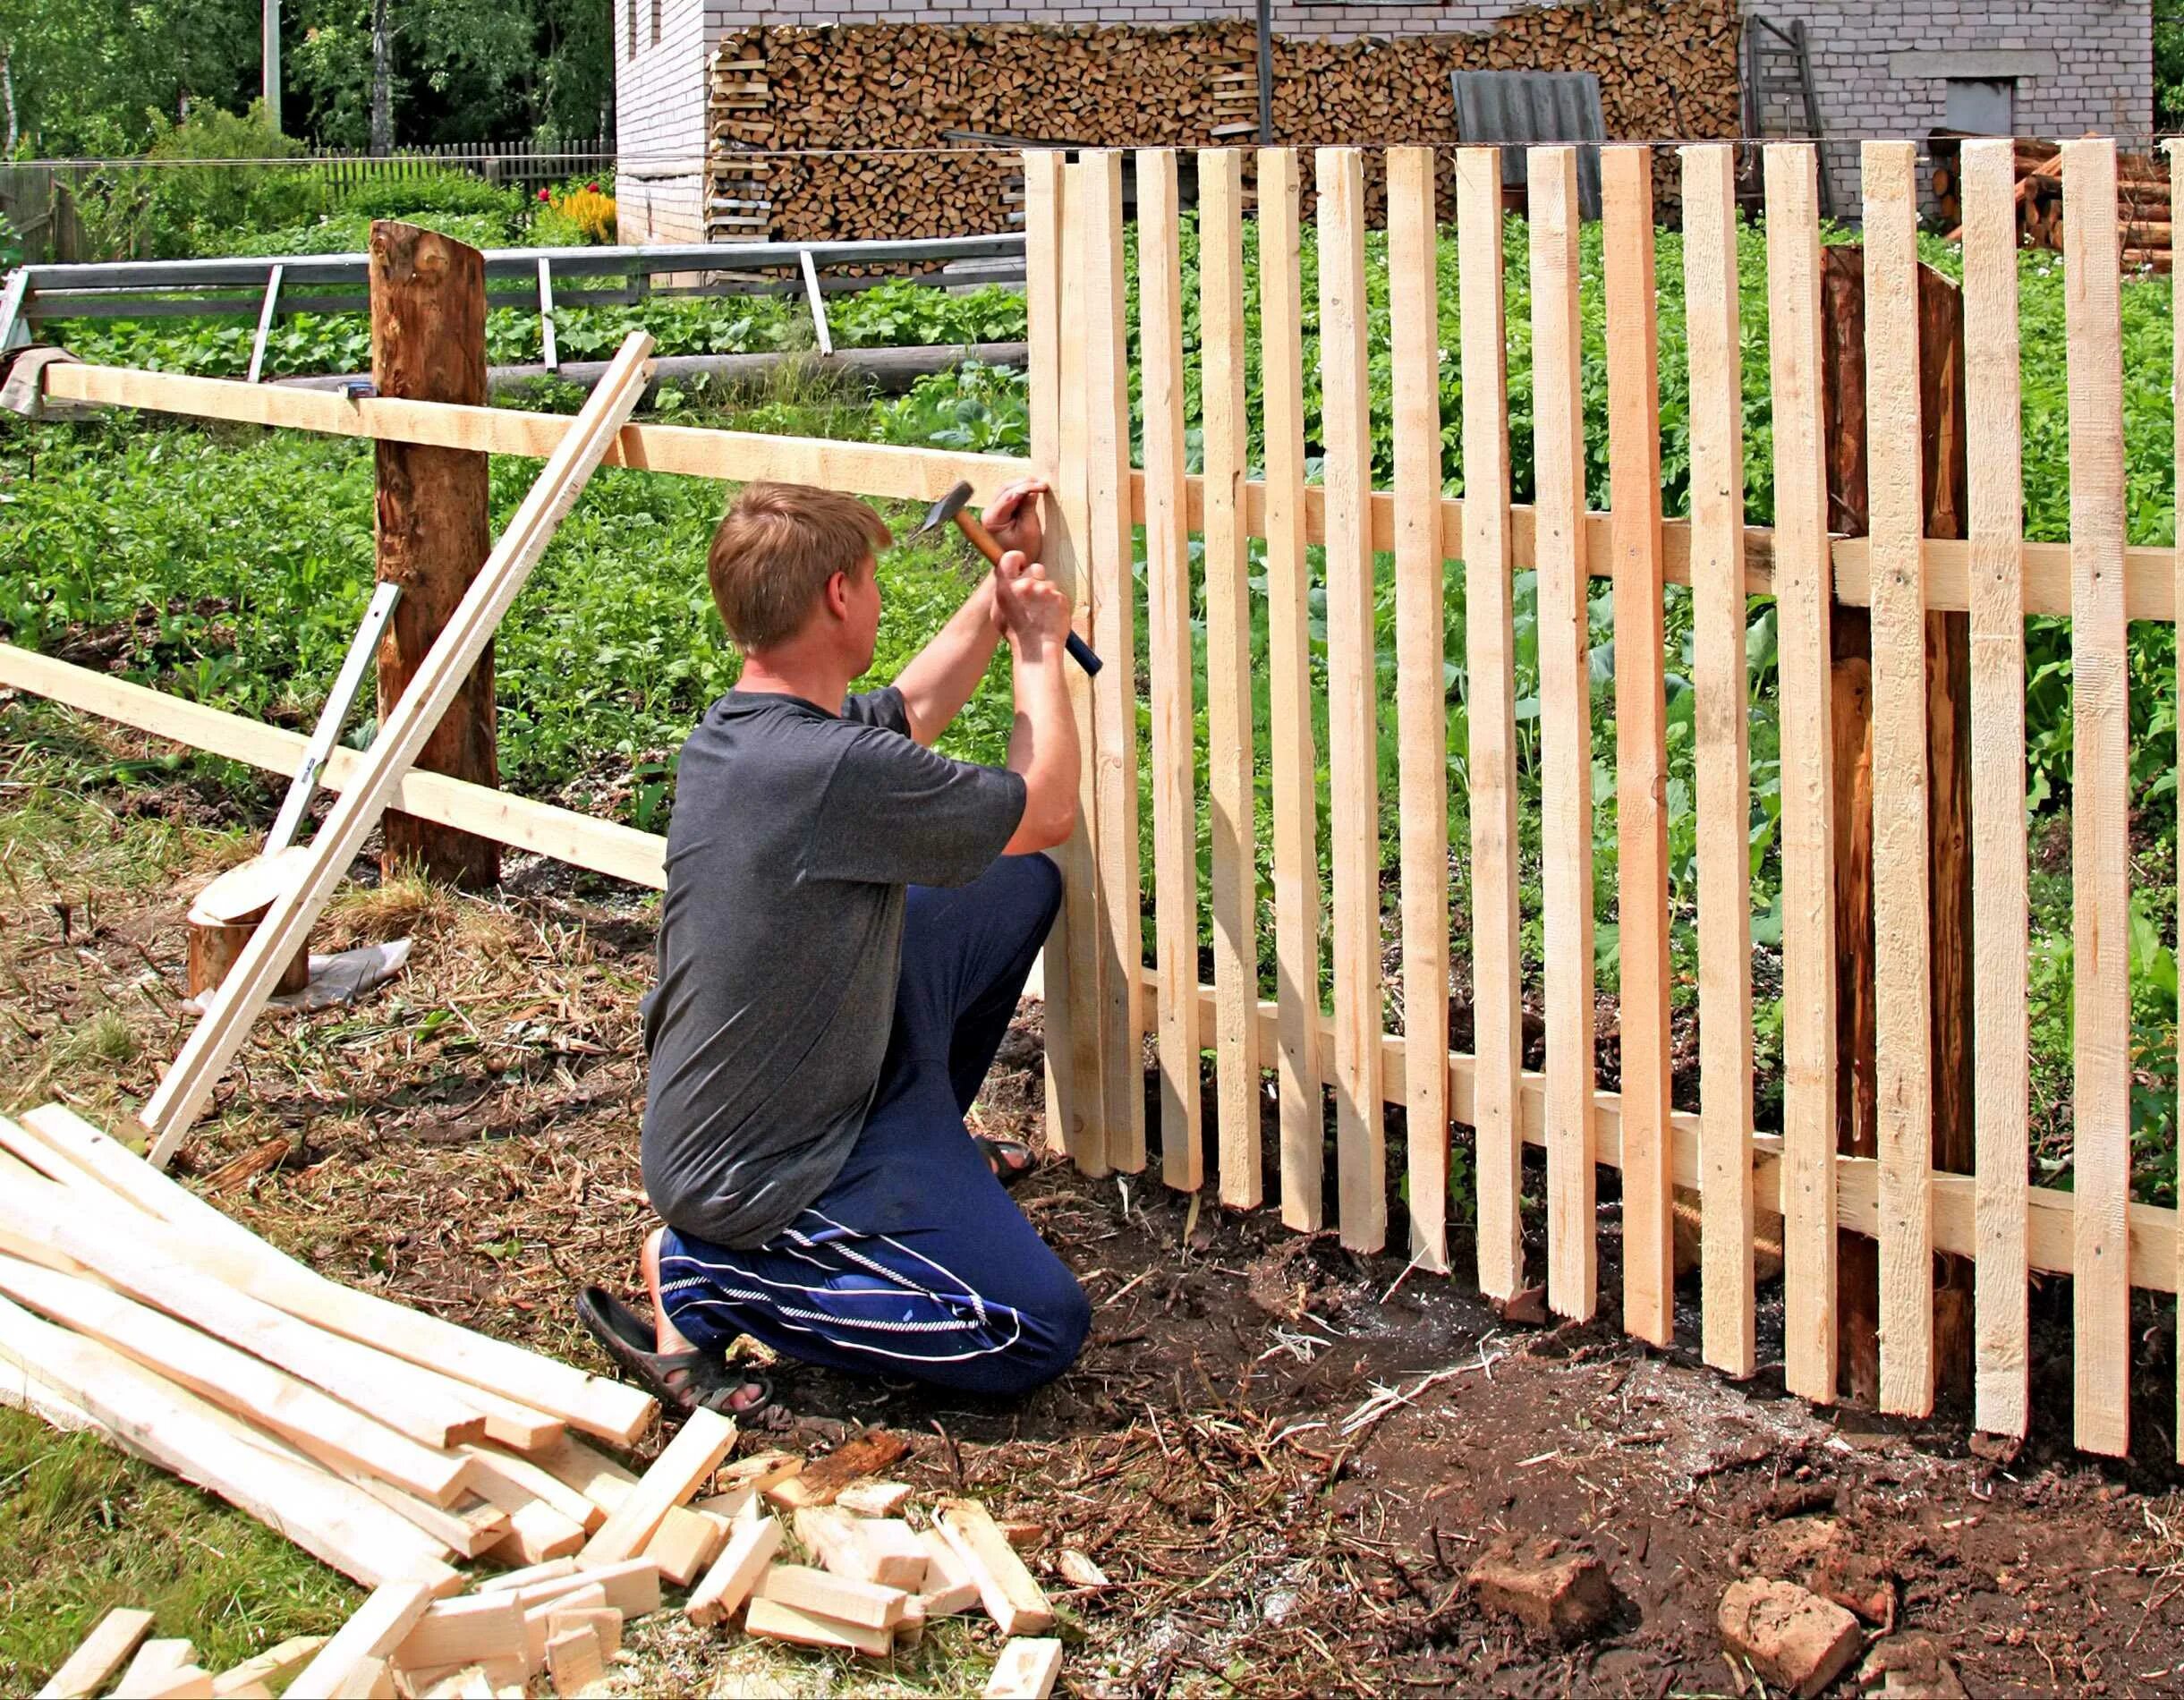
953;511;1104;676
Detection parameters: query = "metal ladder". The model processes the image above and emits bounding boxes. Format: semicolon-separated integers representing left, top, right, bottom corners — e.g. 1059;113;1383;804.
1741;13;1832;217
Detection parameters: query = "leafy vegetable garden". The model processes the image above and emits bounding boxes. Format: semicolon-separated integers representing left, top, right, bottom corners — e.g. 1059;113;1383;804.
4;205;2180;1212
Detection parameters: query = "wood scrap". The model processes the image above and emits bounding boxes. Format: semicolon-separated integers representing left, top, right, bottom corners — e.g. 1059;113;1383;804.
832;1479;914;1517
208;1637;327;1698
507;1558;659;1621
917;1528;981;1616
543;1627;603;1694
844;1518;927;1589
742;1597;891;1659
462;1447;604;1534
579;1409;736;1566
686;1516;783;1628
764;1430;908;1509
330;1655;395;1700
789;1506;860;1574
36;1606;155;1698
523;1585;604;1668
387;1596;525;1675
545;1606;622;1657
291;1583;440;1697
476;1559;576;1594
754;1563;911;1630
984;1637;1064;1700
138;1668;217;1700
643;1501;728;1586
936;1500;1056;1635
718;1450;802;1497
116;1637;195;1696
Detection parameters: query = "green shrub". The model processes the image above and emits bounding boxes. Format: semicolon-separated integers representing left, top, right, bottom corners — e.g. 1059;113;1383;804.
333;167;523;224
71;105;325;260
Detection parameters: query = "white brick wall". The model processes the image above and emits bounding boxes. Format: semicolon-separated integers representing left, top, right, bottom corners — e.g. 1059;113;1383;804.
616;0;711;242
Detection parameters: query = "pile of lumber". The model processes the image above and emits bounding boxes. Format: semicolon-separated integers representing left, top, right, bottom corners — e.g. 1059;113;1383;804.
706;0;1742;241
1933;134;2173;271
34;1607;326;1700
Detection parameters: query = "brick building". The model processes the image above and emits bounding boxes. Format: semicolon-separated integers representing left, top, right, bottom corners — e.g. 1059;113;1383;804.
612;0;2154;244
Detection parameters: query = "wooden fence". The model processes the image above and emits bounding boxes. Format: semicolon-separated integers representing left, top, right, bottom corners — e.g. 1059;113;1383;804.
1025;138;2178;1459
7;138;2182;1464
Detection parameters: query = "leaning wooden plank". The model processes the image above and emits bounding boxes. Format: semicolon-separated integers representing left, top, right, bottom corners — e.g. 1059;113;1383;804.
1138;146;1203;1194
743;1597;891;1659
685;1514;783;1627
13;1103;656;1446
1861;141;1937;1418
1529;146;1597;1322
1683;142;1757;1380
1317;145;1389;1254
578;1408;737;1567
1961;135;2031;1441
1082;149;1147;1177
289;1582;441;1698
1388;144;1450;1272
1459;147;1525;1303
985;1638;1064;1700
208;1636;327;1699
934;1500;1055;1636
136;331;656;1160
35;1607;156;1699
1763;141;1841;1406
1258;145;1326;1233
0;1179;489;1450
2175;135;2184;1463
0;1252;473;1506
2063;138;2133;1459
1602;143;1674;1348
1196;146;1263;1211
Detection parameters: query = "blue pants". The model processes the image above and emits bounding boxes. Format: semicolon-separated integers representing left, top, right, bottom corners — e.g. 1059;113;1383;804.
657;853;1088;1398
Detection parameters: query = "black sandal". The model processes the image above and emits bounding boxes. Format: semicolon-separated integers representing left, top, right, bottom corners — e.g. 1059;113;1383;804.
575;1286;774;1419
975;1135;1037;1190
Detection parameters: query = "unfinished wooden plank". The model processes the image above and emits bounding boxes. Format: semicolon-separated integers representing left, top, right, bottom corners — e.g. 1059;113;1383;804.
1083;149;1147;1177
208;1636;326;1699
685;1515;783;1627
387;1596;525;1676
2174;135;2184;1465
328;1657;391;1700
478;1497;584;1566
1683;141;1757;1379
934;1500;1055;1636
36;1607;156;1699
643;1501;728;1587
291;1582;439;1698
985;1638;1065;1700
1316;146;1387;1254
1139;146;1203;1194
754;1565;910;1630
1459;147;1525;1302
1051;156;1109;1177
478;1559;577;1595
1863;140;1937;1418
0;1181;488;1451
1959;136;2031;1441
439;1385;559;1455
579;1408;737;1567
765;1431;908;1510
1388;144;1451;1271
1196;145;1264;1211
1602;143;1674;1348
1528;145;1597;1322
459;1445;604;1534
1024;148;1103;1171
511;1559;659;1622
743;1597;890;1659
1763;140;1841;1406
137;332;655;1160
2063;137;2133;1458
1258;145;1326;1233
11;1104;655;1447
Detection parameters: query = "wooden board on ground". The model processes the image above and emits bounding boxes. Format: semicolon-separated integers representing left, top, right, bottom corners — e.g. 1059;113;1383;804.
1528;145;1597;1322
209;1637;327;1699
580;1407;736;1566
686;1515;783;1627
542;1625;604;1695
754;1564;910;1629
290;1582;439;1697
37;1607;156;1700
643;1501;728;1586
935;1500;1056;1636
985;1637;1065;1700
1458;145;1525;1302
743;1597;890;1659
388;1595;526;1674
765;1431;908;1509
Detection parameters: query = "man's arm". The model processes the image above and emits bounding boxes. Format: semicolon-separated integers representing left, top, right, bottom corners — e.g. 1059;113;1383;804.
994;550;1079;854
891;478;1049;746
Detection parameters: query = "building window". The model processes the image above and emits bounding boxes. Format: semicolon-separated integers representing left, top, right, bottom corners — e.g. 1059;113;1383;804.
626;0;636;59
651;0;662;45
1943;78;2015;135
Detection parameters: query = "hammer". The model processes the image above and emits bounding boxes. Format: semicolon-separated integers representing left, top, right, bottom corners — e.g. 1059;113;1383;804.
912;480;1102;676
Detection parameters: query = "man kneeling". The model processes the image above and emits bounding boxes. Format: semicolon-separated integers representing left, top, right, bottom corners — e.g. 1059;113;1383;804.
579;480;1089;1415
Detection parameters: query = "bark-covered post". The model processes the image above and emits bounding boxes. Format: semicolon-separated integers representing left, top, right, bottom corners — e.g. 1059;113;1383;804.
369;220;498;888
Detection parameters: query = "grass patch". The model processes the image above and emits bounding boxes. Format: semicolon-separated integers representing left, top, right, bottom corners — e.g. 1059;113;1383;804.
0;1407;358;1687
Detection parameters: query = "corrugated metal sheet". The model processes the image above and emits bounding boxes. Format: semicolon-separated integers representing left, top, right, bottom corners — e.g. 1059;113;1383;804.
1449;70;1607;220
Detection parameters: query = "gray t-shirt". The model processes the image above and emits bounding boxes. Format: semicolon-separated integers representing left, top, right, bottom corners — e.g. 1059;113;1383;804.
640;684;1027;1247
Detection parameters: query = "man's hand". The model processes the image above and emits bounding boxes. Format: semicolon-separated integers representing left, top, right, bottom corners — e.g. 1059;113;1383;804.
991;549;1071;665
982;477;1050;561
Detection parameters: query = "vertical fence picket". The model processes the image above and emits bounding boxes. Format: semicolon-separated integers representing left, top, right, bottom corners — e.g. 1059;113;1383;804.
1763;141;1840;1405
2174;136;2184;1464
1389;144;1450;1272
1959;138;2030;1441
1138;149;1202;1194
2062;137;2132;1458
1083;149;1147;1178
1683;143;1756;1379
1050;156;1109;1177
1863;140;1936;1417
1459;147;1525;1302
1315;148;1387;1254
1258;146;1326;1233
1198;149;1263;1211
1529;146;1597;1322
1602;144;1673;1346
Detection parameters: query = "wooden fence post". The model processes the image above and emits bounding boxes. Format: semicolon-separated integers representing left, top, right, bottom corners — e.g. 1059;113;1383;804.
369;221;499;888
1818;243;1976;1405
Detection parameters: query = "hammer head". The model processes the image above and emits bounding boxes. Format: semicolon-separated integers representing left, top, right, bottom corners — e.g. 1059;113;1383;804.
913;479;977;538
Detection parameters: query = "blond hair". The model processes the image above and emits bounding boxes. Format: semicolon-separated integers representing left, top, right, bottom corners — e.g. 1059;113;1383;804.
706;482;892;650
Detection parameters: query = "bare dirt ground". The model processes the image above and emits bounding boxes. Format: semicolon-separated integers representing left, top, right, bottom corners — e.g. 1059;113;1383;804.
10;702;2184;1696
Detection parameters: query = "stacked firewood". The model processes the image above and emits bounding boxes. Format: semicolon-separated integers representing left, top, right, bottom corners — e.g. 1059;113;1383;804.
1933;134;2173;271
706;1;1742;242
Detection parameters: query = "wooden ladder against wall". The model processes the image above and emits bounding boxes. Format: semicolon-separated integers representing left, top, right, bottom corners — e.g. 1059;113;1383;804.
1741;14;1832;217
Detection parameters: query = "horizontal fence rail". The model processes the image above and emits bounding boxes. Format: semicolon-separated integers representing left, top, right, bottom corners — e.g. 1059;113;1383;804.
8;137;2182;1463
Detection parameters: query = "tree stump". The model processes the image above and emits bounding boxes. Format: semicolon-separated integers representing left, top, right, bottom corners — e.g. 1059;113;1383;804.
186;850;313;1000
